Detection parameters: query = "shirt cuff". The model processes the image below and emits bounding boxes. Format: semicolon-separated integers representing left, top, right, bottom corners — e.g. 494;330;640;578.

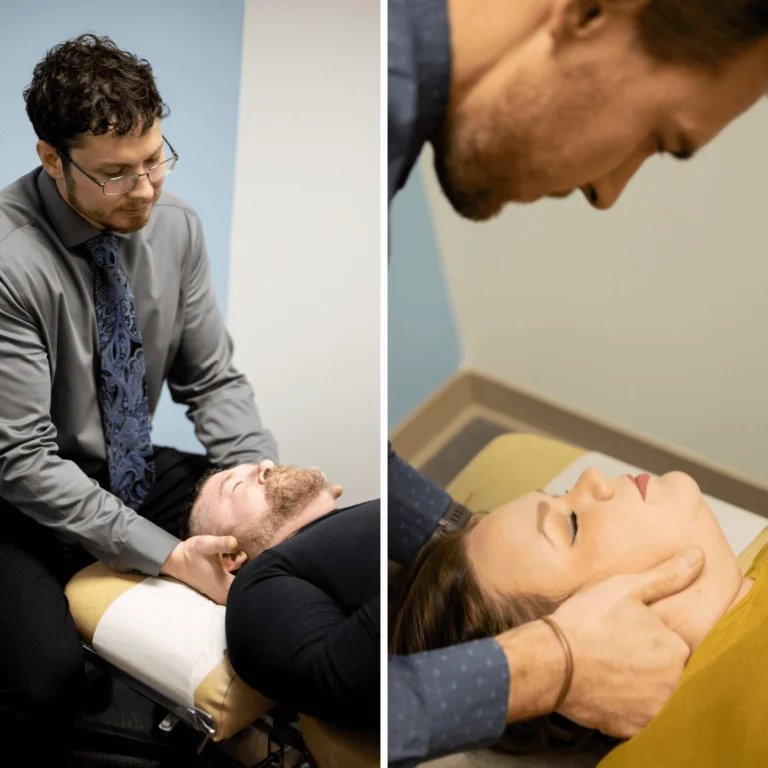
119;515;179;575
390;638;508;761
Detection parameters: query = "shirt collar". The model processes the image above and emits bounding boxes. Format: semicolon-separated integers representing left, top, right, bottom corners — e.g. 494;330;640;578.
36;167;130;249
410;0;452;148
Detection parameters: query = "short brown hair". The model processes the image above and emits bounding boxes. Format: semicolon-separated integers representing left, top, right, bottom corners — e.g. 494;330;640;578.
23;34;170;155
389;529;617;755
637;0;768;69
180;468;223;540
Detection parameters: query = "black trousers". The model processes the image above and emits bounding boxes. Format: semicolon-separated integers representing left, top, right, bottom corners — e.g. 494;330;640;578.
0;447;211;762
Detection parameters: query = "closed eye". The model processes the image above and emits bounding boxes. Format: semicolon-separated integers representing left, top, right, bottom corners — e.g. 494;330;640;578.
570;511;579;543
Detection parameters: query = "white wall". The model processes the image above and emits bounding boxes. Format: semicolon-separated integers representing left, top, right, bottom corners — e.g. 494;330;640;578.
423;100;768;484
228;0;380;504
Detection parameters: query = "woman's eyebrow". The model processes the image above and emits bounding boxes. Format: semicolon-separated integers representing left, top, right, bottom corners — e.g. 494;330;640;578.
536;501;555;546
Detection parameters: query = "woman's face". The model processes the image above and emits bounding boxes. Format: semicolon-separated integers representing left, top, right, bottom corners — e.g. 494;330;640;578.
466;468;740;608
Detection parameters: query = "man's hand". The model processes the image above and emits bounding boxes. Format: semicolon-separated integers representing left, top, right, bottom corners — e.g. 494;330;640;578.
161;535;242;605
552;547;704;737
497;547;704;738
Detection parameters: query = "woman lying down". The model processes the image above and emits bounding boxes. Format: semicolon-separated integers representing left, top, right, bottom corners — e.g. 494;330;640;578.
390;468;768;765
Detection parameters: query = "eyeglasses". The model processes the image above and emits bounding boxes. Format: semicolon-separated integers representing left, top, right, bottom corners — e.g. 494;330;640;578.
58;136;179;196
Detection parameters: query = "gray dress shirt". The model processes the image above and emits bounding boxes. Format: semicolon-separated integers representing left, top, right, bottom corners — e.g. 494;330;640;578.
388;0;509;763
0;167;277;576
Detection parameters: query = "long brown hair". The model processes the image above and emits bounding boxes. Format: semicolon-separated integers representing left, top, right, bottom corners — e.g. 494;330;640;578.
389;528;617;756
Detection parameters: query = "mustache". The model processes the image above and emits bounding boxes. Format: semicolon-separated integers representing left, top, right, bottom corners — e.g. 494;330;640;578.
264;466;331;518
122;193;160;212
122;204;153;212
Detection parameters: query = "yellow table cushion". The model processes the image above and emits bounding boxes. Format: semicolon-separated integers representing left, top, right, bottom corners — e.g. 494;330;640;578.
446;433;585;512
299;714;379;768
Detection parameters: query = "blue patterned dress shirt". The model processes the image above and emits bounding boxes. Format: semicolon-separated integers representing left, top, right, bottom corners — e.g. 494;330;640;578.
388;0;509;763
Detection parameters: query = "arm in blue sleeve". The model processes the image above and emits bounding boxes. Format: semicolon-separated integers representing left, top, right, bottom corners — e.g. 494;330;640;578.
388;638;509;766
388;443;452;565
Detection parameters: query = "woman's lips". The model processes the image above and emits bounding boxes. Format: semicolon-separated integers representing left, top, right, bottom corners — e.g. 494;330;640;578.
635;474;650;500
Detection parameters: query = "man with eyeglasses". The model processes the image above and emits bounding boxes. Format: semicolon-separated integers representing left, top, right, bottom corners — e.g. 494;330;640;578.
0;35;278;760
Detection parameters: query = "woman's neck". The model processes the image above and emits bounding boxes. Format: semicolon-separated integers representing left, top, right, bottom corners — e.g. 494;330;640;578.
728;577;755;612
654;568;753;652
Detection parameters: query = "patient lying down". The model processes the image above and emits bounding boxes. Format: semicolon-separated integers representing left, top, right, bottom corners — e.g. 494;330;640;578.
184;461;340;562
183;461;380;732
390;468;768;764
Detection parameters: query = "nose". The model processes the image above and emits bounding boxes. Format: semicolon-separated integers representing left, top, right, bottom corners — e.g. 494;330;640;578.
126;172;155;203
570;468;614;503
256;459;276;482
583;153;647;210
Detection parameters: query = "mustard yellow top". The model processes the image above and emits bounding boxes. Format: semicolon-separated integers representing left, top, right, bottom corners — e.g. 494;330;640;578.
598;539;768;768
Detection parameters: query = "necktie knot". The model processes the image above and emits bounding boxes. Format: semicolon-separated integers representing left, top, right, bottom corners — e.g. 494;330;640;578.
85;233;120;271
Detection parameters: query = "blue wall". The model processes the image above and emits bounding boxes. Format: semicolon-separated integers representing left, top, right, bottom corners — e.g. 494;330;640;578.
389;163;461;428
0;0;244;452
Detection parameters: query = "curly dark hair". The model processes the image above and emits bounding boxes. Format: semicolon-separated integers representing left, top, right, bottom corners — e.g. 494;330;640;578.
390;529;619;757
23;34;170;155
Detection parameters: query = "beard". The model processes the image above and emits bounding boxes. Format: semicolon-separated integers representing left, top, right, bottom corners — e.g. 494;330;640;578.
433;119;514;222
236;466;331;559
63;166;158;234
432;61;601;219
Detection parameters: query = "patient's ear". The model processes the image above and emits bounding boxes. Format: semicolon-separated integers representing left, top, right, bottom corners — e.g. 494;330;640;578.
221;550;248;572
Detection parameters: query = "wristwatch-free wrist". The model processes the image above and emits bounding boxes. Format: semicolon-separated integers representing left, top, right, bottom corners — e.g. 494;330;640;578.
432;499;473;538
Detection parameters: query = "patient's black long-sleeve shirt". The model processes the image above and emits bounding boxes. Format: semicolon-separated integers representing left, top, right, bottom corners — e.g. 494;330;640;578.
225;500;380;731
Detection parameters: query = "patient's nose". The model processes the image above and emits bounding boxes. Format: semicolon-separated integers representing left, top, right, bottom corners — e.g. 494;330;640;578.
256;459;276;482
572;468;613;502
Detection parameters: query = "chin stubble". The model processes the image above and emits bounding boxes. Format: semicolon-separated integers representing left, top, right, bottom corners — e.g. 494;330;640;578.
433;122;513;222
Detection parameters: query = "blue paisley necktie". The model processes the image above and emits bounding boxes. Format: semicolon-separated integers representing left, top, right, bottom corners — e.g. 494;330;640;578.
86;233;155;508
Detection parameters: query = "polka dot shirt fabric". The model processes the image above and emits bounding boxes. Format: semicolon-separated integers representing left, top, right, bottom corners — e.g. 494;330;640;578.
388;446;509;764
388;444;451;564
389;640;509;765
388;0;509;760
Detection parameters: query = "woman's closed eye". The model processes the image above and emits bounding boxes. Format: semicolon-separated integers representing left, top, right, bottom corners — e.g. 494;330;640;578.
570;511;579;543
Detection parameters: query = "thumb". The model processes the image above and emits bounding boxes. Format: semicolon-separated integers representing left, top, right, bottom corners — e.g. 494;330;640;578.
629;546;705;604
197;535;238;556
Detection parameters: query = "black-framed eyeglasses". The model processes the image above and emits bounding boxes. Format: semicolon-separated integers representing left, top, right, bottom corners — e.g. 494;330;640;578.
58;136;179;196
